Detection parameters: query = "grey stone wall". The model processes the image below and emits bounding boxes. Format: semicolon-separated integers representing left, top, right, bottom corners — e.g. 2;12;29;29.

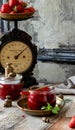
5;0;75;83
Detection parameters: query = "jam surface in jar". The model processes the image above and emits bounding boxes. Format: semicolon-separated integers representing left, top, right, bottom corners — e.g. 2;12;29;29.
0;83;22;100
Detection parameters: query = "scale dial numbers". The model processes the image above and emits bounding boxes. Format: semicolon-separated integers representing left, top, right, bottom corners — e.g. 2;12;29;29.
0;41;33;74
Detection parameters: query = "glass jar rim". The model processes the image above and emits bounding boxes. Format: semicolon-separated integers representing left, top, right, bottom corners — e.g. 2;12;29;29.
0;74;22;84
29;86;55;94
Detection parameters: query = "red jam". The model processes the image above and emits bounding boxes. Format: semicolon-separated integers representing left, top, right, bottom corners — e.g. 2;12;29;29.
0;74;22;100
27;86;56;110
0;83;22;100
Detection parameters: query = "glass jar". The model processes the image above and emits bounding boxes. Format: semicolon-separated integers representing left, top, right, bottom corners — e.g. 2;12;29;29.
27;86;56;110
0;74;22;100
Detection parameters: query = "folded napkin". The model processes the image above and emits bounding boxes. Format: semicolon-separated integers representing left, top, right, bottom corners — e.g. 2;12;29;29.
55;88;75;95
49;76;75;95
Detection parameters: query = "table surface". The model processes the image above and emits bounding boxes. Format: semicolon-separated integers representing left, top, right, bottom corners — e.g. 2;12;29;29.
0;95;75;130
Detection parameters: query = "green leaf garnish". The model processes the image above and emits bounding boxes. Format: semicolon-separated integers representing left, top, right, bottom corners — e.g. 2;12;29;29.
41;106;47;110
46;103;52;110
53;106;60;111
52;109;59;114
52;106;60;114
41;103;60;114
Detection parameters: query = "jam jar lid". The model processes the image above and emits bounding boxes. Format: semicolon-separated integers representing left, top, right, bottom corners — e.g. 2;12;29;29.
0;74;22;84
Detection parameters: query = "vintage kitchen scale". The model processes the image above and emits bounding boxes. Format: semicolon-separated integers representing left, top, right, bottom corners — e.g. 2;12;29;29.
0;12;38;89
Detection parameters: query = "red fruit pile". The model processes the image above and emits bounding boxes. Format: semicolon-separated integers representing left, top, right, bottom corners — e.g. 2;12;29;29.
28;86;56;110
0;0;35;14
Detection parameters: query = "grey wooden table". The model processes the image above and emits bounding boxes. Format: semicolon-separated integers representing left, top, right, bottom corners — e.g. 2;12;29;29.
0;95;74;130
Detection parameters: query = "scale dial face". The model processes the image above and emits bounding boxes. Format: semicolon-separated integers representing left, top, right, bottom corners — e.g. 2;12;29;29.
0;41;33;74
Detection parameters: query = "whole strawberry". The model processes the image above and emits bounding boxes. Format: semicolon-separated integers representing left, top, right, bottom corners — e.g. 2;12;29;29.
23;7;35;14
68;116;75;128
1;3;12;13
13;4;24;13
9;0;19;8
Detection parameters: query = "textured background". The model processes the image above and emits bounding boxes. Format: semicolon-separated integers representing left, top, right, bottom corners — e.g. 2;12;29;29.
18;0;75;83
1;0;75;83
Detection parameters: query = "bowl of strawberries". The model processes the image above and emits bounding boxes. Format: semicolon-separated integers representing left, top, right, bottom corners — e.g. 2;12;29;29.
0;0;35;20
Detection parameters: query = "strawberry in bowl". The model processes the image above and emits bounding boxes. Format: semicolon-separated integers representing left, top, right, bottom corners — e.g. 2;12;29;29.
0;3;12;13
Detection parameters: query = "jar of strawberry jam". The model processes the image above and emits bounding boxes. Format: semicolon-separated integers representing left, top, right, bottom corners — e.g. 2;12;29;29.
0;74;22;100
27;86;56;110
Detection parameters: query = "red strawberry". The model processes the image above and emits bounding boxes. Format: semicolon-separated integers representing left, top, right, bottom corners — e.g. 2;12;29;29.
13;4;24;13
23;7;35;14
68;116;75;128
10;11;16;14
9;0;19;8
20;91;29;96
23;8;33;14
28;7;35;13
19;0;27;8
1;3;12;13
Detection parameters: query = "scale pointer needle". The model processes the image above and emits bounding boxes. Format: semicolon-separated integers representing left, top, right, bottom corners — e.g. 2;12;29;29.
14;47;27;59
